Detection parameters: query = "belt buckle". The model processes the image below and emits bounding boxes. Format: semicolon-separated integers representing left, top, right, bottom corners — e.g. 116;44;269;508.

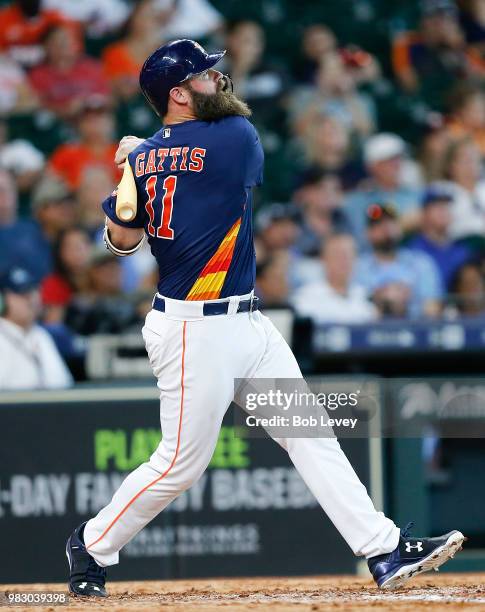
249;294;255;313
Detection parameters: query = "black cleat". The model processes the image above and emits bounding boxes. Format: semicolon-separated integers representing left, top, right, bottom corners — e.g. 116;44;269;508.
368;522;465;589
66;522;107;597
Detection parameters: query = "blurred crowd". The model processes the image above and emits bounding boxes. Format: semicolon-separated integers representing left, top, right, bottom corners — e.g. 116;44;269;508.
2;0;485;386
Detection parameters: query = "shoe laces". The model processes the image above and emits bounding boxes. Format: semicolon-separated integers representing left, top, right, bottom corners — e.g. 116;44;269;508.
369;521;417;568
401;521;415;539
86;556;106;586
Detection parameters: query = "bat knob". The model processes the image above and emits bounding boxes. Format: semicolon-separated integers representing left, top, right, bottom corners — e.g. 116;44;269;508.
117;205;136;222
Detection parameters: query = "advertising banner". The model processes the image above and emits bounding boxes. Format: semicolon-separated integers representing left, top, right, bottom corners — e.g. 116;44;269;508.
0;386;373;583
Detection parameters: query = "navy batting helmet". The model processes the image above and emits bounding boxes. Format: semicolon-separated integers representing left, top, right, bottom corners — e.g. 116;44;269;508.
139;39;226;118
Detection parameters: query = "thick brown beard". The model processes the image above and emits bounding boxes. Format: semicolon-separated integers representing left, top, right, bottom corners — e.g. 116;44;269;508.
186;82;252;121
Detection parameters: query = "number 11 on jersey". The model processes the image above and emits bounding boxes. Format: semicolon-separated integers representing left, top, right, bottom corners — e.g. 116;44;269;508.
145;175;177;239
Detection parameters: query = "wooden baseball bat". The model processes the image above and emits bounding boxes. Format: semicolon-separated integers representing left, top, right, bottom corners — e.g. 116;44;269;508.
115;161;137;222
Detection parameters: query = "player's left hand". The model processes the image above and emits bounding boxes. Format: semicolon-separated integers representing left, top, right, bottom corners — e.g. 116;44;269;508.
115;135;145;169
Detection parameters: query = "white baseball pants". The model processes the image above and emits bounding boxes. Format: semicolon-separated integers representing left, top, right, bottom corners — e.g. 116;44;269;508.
84;294;400;566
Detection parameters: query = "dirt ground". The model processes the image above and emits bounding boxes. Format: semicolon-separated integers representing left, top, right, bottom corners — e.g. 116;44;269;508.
1;574;485;611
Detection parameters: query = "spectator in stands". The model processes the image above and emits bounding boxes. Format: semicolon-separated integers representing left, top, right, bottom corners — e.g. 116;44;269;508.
0;169;51;280
297;115;364;190
0;168;18;227
439;137;485;238
29;24;109;118
340;45;382;90
345;133;421;248
371;276;413;319
0;0;71;67
356;203;443;318
446;84;485;154
255;203;300;252
407;185;474;290
43;0;130;38
290;51;376;140
77;166;114;237
0;120;44;195
291;233;377;324
392;0;485;112
158;0;223;40
449;261;485;315
254;202;321;291
48;95;121;190
458;0;485;54
292;169;351;257
0;53;38;114
66;248;138;335
29;176;76;274
255;250;290;308
220;20;287;117
41;227;91;323
418;120;452;182
0;169;17;239
294;23;380;86
88;248;124;298
102;0;166;101
0;267;72;389
114;88;161;140
294;24;337;84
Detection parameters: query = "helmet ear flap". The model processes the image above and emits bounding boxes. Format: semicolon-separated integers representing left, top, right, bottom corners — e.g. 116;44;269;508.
169;63;191;84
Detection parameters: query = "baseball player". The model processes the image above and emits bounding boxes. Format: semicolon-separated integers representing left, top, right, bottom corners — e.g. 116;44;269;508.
66;40;464;597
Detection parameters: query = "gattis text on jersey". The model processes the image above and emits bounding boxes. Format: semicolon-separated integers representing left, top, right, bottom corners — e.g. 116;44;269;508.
135;147;206;176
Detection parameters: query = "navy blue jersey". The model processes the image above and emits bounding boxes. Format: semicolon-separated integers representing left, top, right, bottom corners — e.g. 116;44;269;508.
103;116;264;300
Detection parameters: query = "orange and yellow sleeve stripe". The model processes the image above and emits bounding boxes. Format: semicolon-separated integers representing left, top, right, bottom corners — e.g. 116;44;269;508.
186;218;241;301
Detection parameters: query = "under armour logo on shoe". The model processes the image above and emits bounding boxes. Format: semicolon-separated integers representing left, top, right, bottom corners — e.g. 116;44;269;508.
405;541;423;552
78;583;100;592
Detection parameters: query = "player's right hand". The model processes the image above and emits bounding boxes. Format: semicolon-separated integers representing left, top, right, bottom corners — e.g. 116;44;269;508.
115;135;145;169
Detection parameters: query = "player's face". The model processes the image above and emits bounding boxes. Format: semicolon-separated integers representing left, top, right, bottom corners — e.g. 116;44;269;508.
188;69;223;96
185;70;251;121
